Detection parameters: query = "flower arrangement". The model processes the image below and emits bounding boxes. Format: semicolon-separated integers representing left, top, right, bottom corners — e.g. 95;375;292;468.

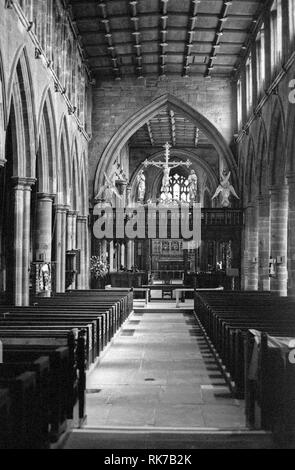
90;256;109;279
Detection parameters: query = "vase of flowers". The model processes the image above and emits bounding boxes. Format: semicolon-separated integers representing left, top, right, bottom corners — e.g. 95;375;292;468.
90;256;109;288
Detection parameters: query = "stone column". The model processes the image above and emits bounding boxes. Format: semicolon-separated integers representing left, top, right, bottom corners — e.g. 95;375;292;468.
126;240;134;270
35;194;54;262
76;215;88;289
54;204;69;293
270;185;289;296
11;177;35;306
287;174;295;296
245;202;259;291
120;241;125;268
67;211;78;251
257;194;271;291
109;241;115;272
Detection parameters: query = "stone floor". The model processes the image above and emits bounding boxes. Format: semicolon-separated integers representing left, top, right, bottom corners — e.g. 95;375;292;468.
84;303;246;430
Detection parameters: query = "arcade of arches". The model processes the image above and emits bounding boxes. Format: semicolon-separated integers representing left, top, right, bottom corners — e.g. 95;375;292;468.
1;0;295;305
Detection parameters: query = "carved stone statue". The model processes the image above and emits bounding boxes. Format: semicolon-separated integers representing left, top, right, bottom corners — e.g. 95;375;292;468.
137;169;146;203
188;169;198;203
94;172;122;206
212;170;239;208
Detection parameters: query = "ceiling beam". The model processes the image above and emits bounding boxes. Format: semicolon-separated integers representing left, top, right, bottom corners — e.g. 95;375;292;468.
146;121;155;146
182;0;200;78
97;1;121;80
75;12;255;22
159;0;169;77
129;1;143;79
205;0;233;78
169;110;176;147
195;127;200;147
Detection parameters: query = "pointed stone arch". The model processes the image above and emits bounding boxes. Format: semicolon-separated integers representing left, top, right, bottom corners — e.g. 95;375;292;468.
0;46;7;166
94;93;237;196
286;100;295;176
268;96;286;187
7;46;37;178
255;117;268;196
37;86;57;194
71;139;80;212
244;134;257;203
57;115;71;205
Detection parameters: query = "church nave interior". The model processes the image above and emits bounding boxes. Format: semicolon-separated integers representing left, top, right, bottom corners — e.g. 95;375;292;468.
0;0;295;450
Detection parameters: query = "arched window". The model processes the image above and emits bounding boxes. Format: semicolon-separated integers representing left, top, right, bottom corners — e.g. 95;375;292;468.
160;172;190;202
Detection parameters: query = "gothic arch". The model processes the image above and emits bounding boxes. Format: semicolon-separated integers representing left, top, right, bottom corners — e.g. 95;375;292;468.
255;117;268;195
37;87;57;194
71;139;80;212
80;153;88;216
7;46;37;178
244;134;257;203
285;100;295;175
0;46;6;165
57;115;71;205
94;93;237;196
268;97;286;187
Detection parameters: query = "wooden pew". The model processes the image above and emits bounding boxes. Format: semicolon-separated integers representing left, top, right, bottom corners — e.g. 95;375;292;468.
0;356;50;448
2;345;71;441
0;387;11;449
0;370;38;448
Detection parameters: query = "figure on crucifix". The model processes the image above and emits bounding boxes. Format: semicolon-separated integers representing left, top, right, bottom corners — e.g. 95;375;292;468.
143;143;192;202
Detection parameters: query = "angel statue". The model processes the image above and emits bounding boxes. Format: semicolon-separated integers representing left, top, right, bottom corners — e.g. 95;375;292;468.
94;172;122;206
137;169;146;203
212;170;239;208
188;169;198;203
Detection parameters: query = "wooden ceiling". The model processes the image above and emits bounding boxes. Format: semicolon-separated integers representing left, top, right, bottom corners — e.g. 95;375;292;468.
69;0;266;80
129;106;210;148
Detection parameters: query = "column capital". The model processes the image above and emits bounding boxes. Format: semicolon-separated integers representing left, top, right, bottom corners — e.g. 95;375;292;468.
0;158;7;168
258;192;270;202
77;215;88;223
11;176;36;189
286;172;295;183
37;192;56;201
67;210;79;217
269;184;289;193
54;204;70;213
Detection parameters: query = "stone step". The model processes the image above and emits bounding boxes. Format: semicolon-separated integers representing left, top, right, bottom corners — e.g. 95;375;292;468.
64;427;276;449
134;308;192;314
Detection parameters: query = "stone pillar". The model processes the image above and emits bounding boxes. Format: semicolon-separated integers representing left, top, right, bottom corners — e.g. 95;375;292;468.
55;204;68;293
126;240;134;270
76;215;88;289
120;241;125;268
245;202;259;291
270;185;289;296
258;194;271;291
109;241;115;272
35;194;54;262
11;177;35;306
287;174;295;296
241;207;250;290
67;211;78;251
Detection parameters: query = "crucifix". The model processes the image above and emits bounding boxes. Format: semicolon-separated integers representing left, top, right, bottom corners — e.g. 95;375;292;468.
143;143;192;198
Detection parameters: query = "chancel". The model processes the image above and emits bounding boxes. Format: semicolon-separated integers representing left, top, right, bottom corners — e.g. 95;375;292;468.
0;0;295;451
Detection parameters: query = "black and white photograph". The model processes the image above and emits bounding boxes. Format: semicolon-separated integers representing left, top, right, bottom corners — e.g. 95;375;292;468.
0;0;295;453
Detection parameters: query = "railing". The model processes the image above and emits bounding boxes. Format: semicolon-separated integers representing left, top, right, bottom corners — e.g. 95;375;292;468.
202;209;243;226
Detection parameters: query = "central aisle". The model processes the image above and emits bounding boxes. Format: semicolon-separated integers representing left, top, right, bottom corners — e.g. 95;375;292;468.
85;303;246;429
